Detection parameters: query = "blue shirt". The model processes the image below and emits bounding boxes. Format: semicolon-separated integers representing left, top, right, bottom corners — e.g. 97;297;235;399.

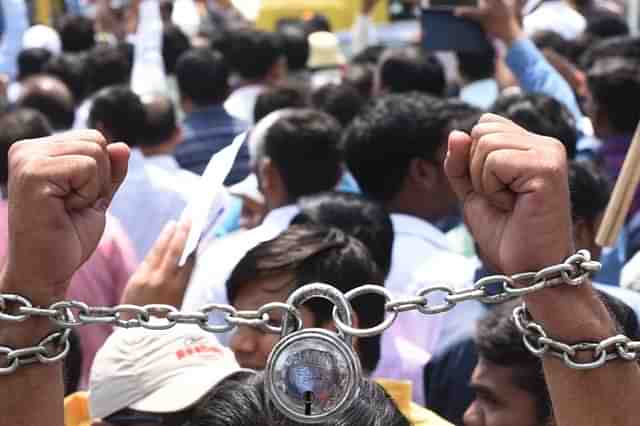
175;104;249;184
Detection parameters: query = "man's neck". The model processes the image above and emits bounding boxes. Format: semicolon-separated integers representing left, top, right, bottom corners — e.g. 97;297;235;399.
140;142;175;157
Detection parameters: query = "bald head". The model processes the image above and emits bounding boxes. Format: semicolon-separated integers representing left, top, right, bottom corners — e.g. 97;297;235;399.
18;75;74;131
140;95;180;152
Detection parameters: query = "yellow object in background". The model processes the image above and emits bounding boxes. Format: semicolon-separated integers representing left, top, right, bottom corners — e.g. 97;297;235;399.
33;0;65;25
256;0;388;32
64;391;91;426
376;379;454;426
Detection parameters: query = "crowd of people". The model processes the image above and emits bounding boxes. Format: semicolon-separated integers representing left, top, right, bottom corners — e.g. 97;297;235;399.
0;0;640;425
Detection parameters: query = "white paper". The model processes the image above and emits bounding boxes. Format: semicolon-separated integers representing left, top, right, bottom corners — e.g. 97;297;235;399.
179;135;245;266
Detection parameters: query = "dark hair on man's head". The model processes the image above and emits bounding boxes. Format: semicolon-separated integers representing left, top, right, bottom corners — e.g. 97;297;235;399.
568;160;611;222
0;108;52;183
44;53;89;103
89;85;146;147
378;47;445;97
86;44;131;95
277;22;310;72
186;372;410;426
17;48;52;81
343;63;375;99
227;225;384;372
224;29;283;81
491;93;578;158
292;191;394;277
162;24;191;74
586;56;640;134
585;12;630;39
342;93;449;202
256;109;342;201
311;83;365;127
580;36;640;70
57;15;95;53
176;48;229;107
351;45;386;66
457;45;496;82
253;83;308;123
531;30;575;59
18;75;75;131
141;96;177;147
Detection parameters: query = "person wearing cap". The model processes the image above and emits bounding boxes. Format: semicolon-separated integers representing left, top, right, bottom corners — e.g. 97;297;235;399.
88;325;249;425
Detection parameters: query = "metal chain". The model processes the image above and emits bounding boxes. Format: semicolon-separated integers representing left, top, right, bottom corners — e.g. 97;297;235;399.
0;250;616;374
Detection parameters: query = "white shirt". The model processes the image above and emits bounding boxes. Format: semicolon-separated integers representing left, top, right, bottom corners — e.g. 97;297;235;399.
108;149;194;260
224;84;266;124
460;78;499;111
374;214;466;403
524;1;587;40
130;0;167;97
145;154;199;200
182;204;300;342
0;0;28;81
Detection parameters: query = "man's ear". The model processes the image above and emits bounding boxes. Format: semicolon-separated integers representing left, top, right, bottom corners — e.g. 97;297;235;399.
408;157;438;191
257;157;275;193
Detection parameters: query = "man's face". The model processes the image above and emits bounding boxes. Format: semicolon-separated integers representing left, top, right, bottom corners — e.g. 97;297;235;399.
229;272;316;370
463;357;542;426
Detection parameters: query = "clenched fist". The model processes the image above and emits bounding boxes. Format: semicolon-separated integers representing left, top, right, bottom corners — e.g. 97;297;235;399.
445;114;573;275
3;131;129;306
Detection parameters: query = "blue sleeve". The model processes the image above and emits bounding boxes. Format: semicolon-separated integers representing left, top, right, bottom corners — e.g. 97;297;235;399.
506;38;583;123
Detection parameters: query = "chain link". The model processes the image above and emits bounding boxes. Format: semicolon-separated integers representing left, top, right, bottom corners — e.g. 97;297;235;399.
0;250;623;374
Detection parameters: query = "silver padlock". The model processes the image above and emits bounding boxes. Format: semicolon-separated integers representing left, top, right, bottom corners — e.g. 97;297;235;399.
265;283;362;424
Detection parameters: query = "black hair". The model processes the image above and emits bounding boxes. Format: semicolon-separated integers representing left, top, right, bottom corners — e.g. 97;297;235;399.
63;330;82;396
568;160;611;222
476;291;639;424
253;83;309;123
259;109;342;201
311;83;365;127
141;96;177;147
86;44;131;95
580;36;640;70
18;77;75;131
175;48;229;107
586;55;640;134
585;12;630;39
227;225;385;373
17;48;52;81
185;372;410;426
224;29;283;81
43;53;89;103
88;85;146;147
57;15;95;53
343;63;375;99
292;191;394;277
162;24;191;75
303;13;332;34
378;47;446;97
0;108;52;184
351;45;386;66
491;93;578;159
457;45;496;82
342;93;449;202
531;30;576;59
277;21;310;72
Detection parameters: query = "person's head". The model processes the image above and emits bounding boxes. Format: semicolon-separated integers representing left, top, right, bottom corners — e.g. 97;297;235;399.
139;95;181;155
491;93;578;159
531;30;575;59
175;48;229;111
43;53;89;104
89;325;248;426
568;161;611;260
17;48;52;81
88;85;146;147
57;15;95;53
343;63;376;99
292;191;394;277
585;55;640;138
224;29;286;84
18;75;75;131
227;225;385;373
86;44;131;96
457;46;496;84
376;47;445;97
253;83;308;123
248;109;342;210
584;12;630;39
0;108;52;184
162;24;191;75
464;292;639;426
342;93;459;221
185;371;410;426
277;22;310;73
311;83;365;127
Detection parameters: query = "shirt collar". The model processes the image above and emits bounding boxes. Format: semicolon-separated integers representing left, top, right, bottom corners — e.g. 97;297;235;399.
261;204;300;229
145;154;180;171
390;213;449;250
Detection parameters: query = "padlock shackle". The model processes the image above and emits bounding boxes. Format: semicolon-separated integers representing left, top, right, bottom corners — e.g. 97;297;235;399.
282;283;354;346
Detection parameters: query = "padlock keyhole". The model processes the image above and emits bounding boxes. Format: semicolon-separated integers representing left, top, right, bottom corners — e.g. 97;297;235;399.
304;391;315;416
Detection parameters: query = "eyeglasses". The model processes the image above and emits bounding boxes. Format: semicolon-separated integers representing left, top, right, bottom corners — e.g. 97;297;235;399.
103;408;165;425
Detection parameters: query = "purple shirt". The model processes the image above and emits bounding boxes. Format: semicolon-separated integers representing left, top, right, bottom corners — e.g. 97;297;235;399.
601;134;640;219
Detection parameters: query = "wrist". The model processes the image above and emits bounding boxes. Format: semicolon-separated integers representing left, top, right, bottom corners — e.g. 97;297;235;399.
501;21;525;46
1;267;69;309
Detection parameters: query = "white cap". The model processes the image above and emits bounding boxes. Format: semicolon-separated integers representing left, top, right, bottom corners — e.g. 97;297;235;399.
89;324;249;419
22;25;62;55
307;31;346;69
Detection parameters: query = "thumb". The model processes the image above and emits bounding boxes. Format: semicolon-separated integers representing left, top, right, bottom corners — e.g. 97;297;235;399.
445;130;474;203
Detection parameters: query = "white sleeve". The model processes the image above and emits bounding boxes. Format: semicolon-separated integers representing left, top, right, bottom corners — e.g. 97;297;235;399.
130;0;168;96
0;0;29;81
351;14;378;57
